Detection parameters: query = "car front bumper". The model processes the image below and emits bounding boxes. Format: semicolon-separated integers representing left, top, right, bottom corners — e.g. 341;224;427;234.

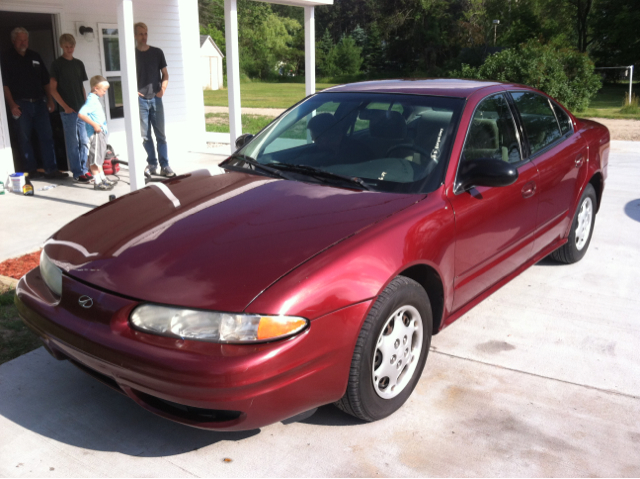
15;268;371;431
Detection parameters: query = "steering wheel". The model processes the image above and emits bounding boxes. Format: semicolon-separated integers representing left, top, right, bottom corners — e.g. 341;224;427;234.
386;143;433;160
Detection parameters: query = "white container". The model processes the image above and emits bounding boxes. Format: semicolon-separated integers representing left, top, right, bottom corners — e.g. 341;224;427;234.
10;173;25;194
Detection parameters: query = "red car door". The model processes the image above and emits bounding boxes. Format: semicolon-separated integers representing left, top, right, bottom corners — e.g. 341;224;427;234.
448;93;539;311
510;92;589;256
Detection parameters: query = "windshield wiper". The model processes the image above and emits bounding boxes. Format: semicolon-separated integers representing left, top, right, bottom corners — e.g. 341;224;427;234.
222;154;292;180
269;162;372;191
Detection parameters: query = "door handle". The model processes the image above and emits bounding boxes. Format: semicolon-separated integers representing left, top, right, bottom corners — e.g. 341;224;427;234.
575;155;585;168
521;181;536;199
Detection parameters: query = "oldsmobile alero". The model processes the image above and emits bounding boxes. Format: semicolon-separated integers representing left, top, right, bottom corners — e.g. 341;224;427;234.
16;79;610;431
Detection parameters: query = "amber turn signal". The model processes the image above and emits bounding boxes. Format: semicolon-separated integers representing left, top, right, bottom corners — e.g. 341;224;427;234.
257;316;307;341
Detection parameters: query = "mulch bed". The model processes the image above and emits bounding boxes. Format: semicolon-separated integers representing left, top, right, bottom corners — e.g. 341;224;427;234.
0;250;41;280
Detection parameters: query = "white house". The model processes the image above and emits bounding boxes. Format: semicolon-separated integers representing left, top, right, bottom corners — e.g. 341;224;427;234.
0;0;205;190
200;34;223;90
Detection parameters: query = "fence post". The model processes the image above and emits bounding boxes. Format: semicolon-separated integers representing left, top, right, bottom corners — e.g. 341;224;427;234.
629;65;634;105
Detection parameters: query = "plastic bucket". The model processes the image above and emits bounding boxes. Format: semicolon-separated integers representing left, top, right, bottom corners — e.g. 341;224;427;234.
10;173;25;193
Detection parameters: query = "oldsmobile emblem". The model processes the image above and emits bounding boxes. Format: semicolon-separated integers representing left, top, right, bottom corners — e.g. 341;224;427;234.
78;295;94;309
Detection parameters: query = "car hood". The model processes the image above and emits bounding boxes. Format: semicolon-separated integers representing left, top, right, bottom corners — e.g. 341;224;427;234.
47;170;421;312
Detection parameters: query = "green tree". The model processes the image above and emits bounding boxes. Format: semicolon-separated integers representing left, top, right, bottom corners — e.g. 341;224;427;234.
241;12;301;79
352;24;367;47
455;40;601;111
317;29;338;76
568;0;593;52
200;24;225;55
361;23;387;74
590;0;640;68
334;35;363;75
483;0;575;49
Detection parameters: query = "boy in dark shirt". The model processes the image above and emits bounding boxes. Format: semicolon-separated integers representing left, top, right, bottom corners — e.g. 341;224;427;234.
134;22;176;178
50;33;91;183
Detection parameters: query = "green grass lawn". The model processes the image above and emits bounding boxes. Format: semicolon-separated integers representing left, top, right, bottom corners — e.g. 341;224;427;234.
0;285;41;365
204;82;338;108
578;82;640;119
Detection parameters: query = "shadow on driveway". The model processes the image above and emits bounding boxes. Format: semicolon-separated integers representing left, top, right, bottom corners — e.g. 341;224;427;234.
624;199;640;222
0;348;360;457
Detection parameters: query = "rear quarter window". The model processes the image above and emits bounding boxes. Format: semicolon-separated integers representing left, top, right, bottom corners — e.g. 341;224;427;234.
552;102;573;136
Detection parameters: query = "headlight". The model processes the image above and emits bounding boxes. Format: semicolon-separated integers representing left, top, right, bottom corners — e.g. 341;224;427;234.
130;304;308;343
40;250;62;296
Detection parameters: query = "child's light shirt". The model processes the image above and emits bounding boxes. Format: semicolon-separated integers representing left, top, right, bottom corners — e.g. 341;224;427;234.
79;93;108;137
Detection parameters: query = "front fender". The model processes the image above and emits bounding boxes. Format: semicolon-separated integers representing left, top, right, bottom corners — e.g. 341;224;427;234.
245;192;456;325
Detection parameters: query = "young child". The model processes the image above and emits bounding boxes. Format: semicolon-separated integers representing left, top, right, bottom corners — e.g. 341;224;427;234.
78;76;114;191
50;33;91;183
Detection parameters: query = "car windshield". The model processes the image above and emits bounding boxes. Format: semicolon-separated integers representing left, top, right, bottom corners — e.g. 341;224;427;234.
228;92;464;194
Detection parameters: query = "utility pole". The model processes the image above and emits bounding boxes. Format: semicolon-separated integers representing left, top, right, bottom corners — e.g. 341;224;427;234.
493;20;500;46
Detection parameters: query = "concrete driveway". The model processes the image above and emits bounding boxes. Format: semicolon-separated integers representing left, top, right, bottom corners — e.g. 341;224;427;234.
1;142;639;477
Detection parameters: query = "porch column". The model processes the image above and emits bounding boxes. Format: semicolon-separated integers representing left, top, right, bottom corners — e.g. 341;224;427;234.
225;0;242;145
0;76;14;177
118;0;144;191
304;6;315;97
177;0;205;147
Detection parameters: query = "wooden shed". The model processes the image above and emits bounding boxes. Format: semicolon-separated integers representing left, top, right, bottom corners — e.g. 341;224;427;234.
200;35;224;90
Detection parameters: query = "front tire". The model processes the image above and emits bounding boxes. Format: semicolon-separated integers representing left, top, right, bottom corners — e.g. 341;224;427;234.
551;183;597;264
335;276;432;422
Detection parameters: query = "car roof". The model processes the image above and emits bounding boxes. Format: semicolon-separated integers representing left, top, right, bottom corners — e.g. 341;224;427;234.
321;78;506;99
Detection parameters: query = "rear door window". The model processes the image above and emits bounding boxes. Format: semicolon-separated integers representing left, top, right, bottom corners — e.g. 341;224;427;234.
511;92;562;155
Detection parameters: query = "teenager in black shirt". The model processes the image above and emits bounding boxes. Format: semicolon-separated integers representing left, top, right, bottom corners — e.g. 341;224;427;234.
134;22;176;178
50;33;91;183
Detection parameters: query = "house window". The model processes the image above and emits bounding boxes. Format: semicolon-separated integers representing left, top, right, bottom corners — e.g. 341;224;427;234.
98;24;123;119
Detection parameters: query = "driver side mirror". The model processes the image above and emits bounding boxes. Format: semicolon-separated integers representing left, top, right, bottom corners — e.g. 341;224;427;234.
235;133;254;151
455;158;518;194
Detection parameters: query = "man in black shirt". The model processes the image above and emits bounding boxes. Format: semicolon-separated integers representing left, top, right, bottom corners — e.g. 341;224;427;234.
135;22;175;178
1;27;67;179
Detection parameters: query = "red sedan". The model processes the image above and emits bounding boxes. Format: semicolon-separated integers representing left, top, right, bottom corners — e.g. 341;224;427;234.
16;79;609;431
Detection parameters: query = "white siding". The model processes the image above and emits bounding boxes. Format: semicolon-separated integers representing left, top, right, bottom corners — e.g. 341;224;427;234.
0;0;205;172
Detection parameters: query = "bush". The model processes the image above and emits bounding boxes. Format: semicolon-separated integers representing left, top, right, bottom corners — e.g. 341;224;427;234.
453;40;601;112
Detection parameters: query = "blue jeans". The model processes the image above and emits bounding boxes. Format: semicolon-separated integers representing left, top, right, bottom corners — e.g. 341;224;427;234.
14;99;58;173
139;96;169;169
60;112;89;177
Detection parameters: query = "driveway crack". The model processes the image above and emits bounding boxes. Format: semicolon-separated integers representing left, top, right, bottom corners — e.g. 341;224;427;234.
431;349;639;400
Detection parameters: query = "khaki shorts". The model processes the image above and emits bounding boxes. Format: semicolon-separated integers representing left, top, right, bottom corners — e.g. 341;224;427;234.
88;131;107;167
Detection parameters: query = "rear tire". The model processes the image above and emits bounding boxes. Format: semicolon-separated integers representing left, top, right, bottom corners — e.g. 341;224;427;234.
551;183;597;264
335;276;432;421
